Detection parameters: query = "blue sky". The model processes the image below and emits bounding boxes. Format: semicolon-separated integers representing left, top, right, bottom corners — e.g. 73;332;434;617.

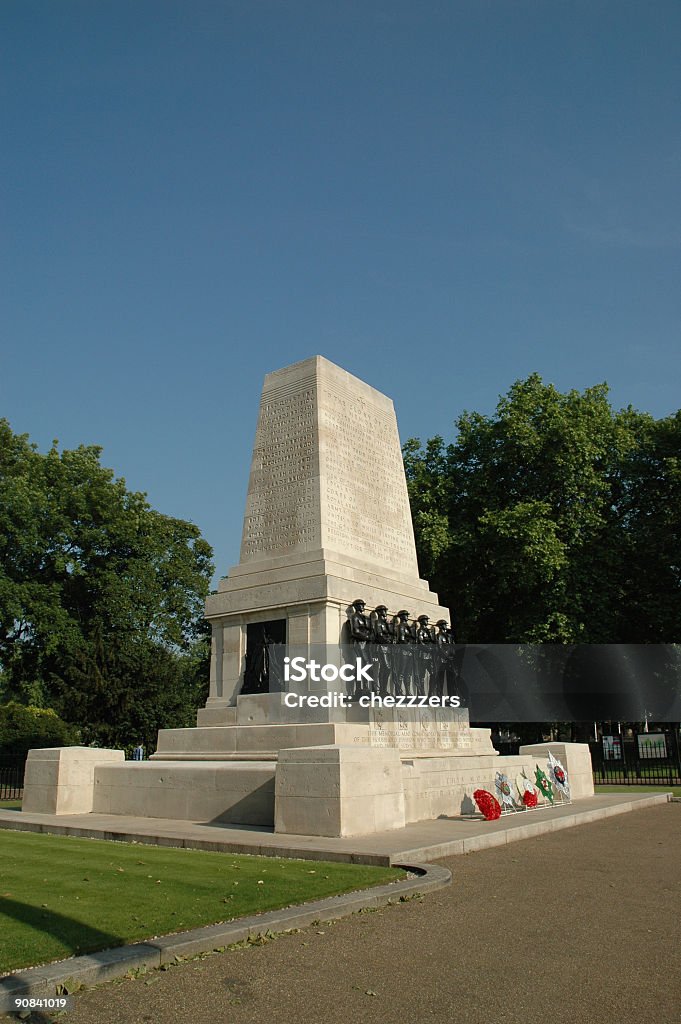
2;1;679;584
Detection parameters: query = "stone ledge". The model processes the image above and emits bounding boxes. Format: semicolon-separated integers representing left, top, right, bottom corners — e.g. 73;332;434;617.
0;793;671;866
386;792;672;863
0;944;159;1004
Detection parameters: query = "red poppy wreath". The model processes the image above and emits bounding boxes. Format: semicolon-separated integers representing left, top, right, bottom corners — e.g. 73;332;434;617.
473;789;502;821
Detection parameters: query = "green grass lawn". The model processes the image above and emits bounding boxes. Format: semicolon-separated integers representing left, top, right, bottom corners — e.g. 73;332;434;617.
595;783;681;797
0;799;21;810
0;831;403;973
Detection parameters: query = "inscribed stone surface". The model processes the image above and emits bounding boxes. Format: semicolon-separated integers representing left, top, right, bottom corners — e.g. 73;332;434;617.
239;356;419;575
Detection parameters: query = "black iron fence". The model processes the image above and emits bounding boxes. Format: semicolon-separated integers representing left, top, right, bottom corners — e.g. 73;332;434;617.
590;731;681;786
490;729;681;787
0;756;25;800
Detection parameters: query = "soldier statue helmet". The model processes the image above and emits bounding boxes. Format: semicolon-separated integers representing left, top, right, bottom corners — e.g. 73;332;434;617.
417;614;430;623
351;599;366;610
436;619;448;628
375;604;388;614
396;609;410;619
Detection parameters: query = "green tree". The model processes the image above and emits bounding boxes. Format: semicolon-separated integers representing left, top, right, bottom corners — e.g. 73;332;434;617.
0;420;214;747
0;702;79;758
404;375;679;643
615;410;681;641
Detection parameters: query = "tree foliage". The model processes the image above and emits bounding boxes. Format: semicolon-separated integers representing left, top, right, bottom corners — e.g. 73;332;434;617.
0;702;79;758
0;420;214;748
404;375;680;643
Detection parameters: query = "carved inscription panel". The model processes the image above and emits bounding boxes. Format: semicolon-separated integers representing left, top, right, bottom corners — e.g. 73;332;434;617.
319;376;418;574
239;357;419;574
240;375;321;561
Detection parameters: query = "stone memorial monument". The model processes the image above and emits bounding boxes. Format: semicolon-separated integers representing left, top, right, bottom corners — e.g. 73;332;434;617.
199;355;451;721
22;356;594;836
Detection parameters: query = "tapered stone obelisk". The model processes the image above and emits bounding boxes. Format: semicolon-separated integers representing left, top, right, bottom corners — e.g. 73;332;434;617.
201;356;449;721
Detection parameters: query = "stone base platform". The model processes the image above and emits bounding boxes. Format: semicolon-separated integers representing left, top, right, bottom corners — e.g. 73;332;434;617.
21;697;596;838
22;740;595;838
154;693;499;762
151;723;497;760
1;793;670;867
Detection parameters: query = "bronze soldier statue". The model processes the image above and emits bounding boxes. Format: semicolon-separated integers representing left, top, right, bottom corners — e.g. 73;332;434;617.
433;618;454;698
370;604;394;696
348;598;373;696
393;609;415;696
414;614;435;696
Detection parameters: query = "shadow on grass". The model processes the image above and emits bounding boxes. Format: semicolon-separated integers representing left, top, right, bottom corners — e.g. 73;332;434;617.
0;897;122;966
1;895;127;1020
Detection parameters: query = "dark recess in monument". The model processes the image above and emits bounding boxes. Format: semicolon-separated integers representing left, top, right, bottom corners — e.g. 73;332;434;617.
242;619;287;694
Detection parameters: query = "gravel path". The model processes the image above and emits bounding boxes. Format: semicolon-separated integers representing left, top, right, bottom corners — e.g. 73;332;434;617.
35;803;681;1024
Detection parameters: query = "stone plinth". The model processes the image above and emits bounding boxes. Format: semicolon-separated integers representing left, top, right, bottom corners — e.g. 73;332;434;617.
92;761;275;825
519;742;595;799
22;747;124;815
275;745;406;837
